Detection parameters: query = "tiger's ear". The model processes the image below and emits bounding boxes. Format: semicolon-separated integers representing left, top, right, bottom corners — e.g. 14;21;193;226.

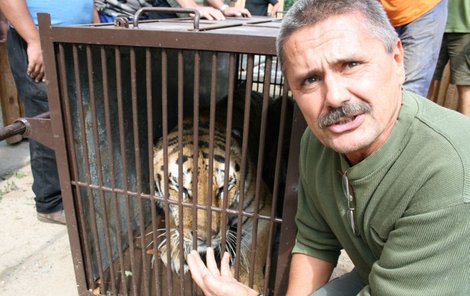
231;128;242;143
153;136;161;146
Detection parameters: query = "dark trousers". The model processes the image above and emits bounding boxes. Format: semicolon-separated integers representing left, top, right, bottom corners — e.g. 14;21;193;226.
310;269;365;296
6;28;62;213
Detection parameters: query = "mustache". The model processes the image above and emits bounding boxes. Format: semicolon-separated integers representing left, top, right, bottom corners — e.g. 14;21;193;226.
318;102;371;129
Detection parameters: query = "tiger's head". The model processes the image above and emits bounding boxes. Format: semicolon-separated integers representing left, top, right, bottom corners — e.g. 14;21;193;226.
153;117;257;274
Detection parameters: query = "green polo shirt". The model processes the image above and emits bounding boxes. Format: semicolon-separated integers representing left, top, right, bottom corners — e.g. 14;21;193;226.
294;90;470;295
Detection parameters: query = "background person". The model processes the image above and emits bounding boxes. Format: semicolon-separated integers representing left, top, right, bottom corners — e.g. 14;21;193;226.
244;0;280;17
187;0;470;295
0;0;100;224
432;0;470;116
95;0;156;22
380;0;448;97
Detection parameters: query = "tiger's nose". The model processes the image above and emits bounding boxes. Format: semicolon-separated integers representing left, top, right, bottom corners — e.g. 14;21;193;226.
193;229;219;241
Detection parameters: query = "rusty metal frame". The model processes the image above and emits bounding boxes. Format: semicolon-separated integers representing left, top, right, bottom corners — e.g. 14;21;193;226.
38;13;304;296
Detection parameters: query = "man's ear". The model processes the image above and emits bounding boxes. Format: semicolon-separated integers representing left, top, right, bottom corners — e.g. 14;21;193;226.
393;38;406;84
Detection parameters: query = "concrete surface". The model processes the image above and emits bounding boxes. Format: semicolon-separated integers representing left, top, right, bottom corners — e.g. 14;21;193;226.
1;110;78;295
0;139;30;177
0;166;78;295
0;107;30;177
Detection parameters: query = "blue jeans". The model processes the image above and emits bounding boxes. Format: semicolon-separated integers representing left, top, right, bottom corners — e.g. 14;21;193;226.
395;0;448;97
310;269;365;296
6;28;63;214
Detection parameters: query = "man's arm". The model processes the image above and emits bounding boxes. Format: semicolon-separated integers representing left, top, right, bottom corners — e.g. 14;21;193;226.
93;6;101;23
287;253;334;296
0;0;44;82
171;0;225;20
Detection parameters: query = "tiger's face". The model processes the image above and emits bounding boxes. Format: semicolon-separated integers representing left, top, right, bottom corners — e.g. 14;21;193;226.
153;117;254;274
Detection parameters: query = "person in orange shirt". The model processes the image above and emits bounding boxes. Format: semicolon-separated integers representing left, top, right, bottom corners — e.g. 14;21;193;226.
380;0;448;97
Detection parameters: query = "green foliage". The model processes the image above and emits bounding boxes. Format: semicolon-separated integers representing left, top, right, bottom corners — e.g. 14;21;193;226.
0;170;25;199
0;180;19;199
283;0;296;11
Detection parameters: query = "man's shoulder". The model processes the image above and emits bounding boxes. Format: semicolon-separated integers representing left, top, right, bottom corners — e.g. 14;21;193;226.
404;91;470;202
408;90;470;149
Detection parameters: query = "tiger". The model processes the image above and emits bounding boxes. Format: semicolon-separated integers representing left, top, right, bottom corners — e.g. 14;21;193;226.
153;112;272;293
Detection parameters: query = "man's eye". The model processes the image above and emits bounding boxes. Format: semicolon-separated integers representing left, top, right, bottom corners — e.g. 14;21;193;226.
346;61;360;69
304;75;318;85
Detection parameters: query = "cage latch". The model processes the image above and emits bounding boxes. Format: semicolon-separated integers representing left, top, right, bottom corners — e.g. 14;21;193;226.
132;7;201;31
0;112;54;149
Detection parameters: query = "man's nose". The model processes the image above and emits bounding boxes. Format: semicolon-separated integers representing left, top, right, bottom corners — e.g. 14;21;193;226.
324;74;350;107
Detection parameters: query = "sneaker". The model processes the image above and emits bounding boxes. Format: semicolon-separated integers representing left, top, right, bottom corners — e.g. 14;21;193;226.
37;210;66;225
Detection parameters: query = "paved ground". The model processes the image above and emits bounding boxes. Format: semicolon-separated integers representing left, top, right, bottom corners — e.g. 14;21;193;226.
0;112;78;295
0;111;30;177
0;164;78;295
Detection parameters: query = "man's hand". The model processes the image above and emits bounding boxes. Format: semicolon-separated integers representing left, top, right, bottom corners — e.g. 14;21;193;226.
26;39;44;82
187;247;259;296
222;6;251;17
195;6;226;20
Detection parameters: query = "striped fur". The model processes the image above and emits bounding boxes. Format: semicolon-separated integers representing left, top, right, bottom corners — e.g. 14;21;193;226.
153;114;271;292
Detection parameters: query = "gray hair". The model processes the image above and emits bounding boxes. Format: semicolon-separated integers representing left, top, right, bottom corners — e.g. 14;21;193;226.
277;0;398;71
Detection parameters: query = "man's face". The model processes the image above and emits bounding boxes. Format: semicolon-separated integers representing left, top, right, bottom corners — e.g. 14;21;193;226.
283;12;405;164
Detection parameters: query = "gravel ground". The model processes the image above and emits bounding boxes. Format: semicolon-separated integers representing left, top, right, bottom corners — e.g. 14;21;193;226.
0;165;78;296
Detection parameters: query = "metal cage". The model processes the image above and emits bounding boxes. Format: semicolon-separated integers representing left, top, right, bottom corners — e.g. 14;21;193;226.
38;11;306;296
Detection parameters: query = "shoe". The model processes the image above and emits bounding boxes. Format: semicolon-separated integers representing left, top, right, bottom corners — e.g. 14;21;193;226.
37;210;66;225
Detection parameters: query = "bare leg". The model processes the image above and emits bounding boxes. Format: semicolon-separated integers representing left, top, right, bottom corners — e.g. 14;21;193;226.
457;85;470;116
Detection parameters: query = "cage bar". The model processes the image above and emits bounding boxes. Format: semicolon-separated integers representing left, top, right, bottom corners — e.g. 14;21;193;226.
38;13;304;296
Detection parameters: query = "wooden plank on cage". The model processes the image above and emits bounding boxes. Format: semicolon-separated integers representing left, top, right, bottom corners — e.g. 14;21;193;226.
0;44;24;144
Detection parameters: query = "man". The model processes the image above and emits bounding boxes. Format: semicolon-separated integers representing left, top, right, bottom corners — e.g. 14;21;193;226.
380;0;448;97
0;0;99;224
432;0;470;116
186;0;470;295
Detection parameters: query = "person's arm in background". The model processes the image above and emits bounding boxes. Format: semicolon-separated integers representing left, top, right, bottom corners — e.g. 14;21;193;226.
0;0;44;82
269;1;280;17
0;0;100;81
286;253;334;296
205;0;251;17
173;0;226;20
93;6;101;23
